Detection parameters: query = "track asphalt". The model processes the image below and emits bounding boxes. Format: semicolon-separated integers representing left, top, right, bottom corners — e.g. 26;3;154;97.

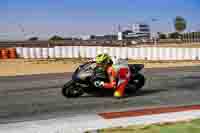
0;66;200;132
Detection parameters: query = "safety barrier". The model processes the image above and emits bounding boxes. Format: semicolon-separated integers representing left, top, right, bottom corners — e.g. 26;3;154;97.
10;46;200;60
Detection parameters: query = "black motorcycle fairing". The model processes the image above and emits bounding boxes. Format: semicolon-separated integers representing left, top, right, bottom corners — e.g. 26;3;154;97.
128;64;144;74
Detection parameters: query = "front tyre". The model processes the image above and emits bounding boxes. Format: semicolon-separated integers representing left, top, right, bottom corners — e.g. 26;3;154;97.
62;80;84;98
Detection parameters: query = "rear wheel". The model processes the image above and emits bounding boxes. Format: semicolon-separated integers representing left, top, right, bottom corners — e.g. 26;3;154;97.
62;80;84;98
126;73;146;94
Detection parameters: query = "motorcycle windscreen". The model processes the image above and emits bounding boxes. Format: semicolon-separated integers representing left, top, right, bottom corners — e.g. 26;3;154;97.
74;63;96;81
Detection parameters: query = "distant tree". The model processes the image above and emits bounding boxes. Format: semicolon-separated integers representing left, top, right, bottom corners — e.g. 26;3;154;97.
63;37;73;40
174;16;187;32
158;32;167;39
49;35;64;41
28;37;39;41
169;32;182;39
90;35;96;40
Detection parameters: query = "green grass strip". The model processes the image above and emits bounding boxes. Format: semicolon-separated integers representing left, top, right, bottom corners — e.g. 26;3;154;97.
85;119;200;133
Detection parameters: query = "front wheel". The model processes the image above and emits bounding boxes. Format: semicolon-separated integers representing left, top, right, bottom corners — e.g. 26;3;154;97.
126;73;146;94
62;80;84;98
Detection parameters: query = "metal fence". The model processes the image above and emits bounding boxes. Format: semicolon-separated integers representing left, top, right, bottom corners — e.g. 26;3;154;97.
182;32;200;43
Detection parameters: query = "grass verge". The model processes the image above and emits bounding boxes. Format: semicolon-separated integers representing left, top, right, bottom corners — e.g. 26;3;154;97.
86;119;200;133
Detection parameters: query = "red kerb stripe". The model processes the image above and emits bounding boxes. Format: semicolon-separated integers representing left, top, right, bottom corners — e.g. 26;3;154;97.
99;105;200;119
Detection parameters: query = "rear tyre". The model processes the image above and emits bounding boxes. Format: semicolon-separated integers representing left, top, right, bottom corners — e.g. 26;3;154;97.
62;80;84;98
126;73;146;94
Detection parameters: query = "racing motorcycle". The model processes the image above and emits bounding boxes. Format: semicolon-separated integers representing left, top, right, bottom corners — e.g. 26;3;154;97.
62;60;146;98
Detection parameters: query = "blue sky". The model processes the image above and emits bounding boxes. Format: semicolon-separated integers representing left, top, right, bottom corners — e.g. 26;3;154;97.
1;0;200;40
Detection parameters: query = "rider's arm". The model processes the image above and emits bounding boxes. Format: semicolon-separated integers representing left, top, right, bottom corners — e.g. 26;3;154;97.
103;66;116;89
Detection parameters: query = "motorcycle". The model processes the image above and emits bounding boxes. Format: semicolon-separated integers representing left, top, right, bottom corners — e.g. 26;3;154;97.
62;60;146;98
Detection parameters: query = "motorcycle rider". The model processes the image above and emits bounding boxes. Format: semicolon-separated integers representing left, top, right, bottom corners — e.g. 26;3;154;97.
94;54;130;98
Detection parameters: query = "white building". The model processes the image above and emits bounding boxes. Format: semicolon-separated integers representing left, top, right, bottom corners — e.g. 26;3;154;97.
117;32;123;41
131;23;151;39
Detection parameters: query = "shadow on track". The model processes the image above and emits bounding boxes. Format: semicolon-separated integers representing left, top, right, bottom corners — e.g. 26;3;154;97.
79;89;167;98
133;89;167;97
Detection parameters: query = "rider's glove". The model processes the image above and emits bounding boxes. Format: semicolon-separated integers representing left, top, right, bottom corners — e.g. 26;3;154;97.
94;81;104;88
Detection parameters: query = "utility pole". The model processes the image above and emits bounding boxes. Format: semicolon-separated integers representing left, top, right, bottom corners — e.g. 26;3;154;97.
151;18;159;46
117;24;123;41
18;24;27;40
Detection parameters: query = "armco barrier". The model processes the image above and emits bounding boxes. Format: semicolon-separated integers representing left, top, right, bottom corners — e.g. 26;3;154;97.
13;46;200;61
73;46;80;58
16;47;23;58
184;48;190;60
61;46;67;58
30;48;35;59
97;46;103;55
198;48;200;60
49;48;55;58
55;46;62;58
68;46;73;58
35;48;42;59
133;48;139;60
115;47;121;59
79;46;86;58
128;48;132;60
121;47;128;59
92;47;97;58
103;47;109;55
42;48;48;59
22;48;29;59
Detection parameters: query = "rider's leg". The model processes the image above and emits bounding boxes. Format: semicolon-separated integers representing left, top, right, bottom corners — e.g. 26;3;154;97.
114;66;130;98
114;79;128;98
